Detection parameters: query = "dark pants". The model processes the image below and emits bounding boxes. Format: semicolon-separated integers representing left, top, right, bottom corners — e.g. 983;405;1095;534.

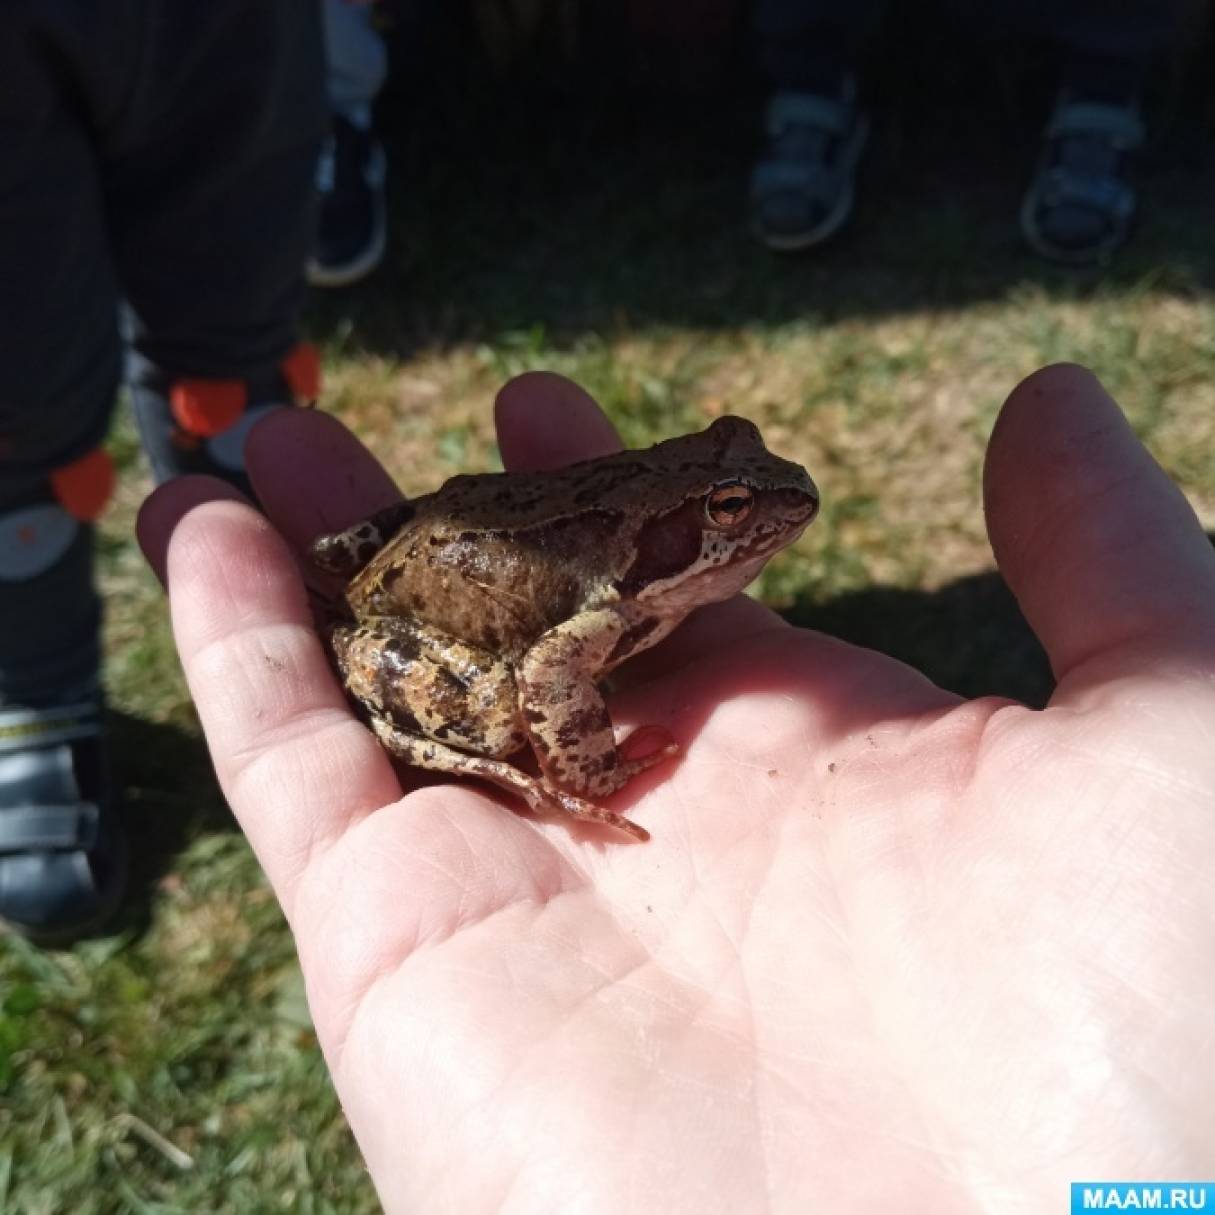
0;0;325;702
754;0;1187;93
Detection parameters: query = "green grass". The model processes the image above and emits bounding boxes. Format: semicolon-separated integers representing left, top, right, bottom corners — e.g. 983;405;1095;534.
4;46;1215;1213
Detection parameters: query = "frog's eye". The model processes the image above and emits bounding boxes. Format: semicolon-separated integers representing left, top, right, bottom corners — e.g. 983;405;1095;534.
705;482;754;527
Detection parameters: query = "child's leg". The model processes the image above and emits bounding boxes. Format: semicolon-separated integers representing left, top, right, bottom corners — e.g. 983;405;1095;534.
0;4;129;938
108;0;327;494
1;0;325;940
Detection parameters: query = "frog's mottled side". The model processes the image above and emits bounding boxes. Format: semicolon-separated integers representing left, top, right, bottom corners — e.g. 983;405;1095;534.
310;415;819;841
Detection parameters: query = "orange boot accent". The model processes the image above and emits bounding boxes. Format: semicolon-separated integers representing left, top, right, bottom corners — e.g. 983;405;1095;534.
281;342;322;404
170;378;248;438
50;448;115;522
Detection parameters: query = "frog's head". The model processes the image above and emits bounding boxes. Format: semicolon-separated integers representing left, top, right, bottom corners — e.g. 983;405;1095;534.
619;416;819;611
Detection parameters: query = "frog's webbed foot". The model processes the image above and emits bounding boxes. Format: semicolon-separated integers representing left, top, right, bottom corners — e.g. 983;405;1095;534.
370;716;651;842
615;725;681;784
542;787;652;843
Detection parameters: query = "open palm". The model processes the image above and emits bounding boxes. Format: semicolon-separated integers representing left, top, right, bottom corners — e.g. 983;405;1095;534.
137;366;1215;1213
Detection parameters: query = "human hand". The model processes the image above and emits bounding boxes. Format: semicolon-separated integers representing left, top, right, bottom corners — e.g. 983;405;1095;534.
137;365;1215;1213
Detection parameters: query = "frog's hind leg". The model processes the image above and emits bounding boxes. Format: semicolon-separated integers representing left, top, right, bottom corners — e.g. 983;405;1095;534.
368;716;650;842
331;616;525;757
517;610;681;803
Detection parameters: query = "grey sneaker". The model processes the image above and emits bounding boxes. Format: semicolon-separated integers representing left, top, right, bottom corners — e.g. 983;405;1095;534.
0;694;126;943
1021;93;1144;265
750;83;869;252
308;114;388;288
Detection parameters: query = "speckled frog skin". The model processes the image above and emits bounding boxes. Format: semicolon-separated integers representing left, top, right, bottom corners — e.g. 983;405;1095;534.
309;416;819;840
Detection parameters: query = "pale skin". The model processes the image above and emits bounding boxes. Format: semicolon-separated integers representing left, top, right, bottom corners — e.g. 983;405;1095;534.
136;365;1215;1214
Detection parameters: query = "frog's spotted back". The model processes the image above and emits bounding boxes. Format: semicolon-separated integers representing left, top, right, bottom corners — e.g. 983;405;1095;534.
406;416;813;533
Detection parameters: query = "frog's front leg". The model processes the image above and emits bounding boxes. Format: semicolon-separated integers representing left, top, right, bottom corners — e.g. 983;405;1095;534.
517;607;681;802
308;500;416;579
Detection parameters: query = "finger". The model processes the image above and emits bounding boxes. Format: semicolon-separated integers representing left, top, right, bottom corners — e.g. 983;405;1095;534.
984;364;1215;692
494;371;621;470
136;475;248;585
246;407;404;555
136;485;403;917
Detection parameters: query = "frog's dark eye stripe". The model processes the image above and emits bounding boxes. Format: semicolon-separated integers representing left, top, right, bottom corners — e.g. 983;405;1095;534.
704;482;754;526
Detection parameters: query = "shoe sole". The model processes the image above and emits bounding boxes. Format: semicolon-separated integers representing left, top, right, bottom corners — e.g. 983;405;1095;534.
1019;189;1127;266
308;195;388;289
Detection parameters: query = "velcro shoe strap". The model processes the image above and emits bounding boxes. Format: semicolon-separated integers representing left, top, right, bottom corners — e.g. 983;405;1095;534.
1047;101;1144;148
0;703;101;753
767;90;855;138
0;802;99;854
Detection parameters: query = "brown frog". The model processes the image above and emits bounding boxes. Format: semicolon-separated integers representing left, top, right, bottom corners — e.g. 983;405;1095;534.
309;416;819;841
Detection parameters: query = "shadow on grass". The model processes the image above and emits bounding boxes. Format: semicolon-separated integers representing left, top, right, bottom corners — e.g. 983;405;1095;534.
786;570;1054;709
105;710;234;937
789;530;1215;709
305;4;1215;361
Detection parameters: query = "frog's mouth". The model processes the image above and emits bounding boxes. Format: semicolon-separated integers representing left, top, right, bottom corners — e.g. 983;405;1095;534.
730;516;811;566
640;547;775;612
638;503;818;611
